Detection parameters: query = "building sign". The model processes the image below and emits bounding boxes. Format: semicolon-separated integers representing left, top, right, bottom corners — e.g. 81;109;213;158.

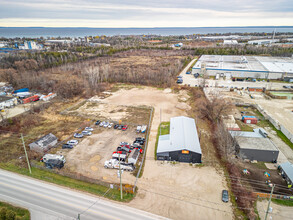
182;150;189;154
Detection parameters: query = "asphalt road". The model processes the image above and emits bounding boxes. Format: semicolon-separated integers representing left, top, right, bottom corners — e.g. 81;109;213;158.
0;169;167;220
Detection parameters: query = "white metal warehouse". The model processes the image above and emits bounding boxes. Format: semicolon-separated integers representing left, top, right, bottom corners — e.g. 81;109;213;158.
192;55;293;79
157;116;202;163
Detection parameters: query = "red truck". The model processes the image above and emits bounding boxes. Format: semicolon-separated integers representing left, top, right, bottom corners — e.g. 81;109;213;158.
22;95;39;104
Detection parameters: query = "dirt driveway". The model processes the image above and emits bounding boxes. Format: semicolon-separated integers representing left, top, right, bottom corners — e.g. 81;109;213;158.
257;200;293;220
89;87;233;220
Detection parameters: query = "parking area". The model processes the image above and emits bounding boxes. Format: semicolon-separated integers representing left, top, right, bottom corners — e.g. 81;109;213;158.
58;123;145;183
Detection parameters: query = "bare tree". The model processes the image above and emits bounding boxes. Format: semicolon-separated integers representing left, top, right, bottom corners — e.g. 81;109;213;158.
215;122;238;160
199;91;231;123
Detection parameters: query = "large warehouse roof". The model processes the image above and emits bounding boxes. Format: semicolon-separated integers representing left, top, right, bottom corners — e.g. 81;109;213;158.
157;116;201;154
193;55;293;73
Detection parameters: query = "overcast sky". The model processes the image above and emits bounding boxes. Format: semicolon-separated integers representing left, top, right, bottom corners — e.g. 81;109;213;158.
1;0;293;27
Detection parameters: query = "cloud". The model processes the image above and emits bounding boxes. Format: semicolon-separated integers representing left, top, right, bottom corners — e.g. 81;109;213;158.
0;0;292;27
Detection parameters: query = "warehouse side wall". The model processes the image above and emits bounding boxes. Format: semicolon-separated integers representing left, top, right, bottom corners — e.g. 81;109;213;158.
191;68;283;79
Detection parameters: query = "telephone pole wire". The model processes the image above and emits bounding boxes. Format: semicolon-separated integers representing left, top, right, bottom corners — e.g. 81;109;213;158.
265;184;275;220
21;133;31;174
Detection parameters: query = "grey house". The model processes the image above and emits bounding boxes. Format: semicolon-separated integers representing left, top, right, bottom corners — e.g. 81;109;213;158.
279;162;293;186
157;116;202;163
230;128;279;162
29;133;58;153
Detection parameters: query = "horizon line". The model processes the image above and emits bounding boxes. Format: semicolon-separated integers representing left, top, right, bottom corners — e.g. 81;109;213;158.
1;25;293;29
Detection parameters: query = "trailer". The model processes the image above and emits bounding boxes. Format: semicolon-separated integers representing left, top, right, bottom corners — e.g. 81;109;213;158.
141;125;147;133
41;154;66;163
22;95;39;104
136;125;141;133
104;159;134;171
128;149;140;165
13;88;29;94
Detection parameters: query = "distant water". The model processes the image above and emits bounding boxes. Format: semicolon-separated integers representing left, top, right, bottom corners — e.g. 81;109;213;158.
1;27;293;38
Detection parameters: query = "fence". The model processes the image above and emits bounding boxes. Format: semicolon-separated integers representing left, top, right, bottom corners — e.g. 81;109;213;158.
253;192;293;200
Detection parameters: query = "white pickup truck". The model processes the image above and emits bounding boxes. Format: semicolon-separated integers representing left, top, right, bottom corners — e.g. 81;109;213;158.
104;159;134;171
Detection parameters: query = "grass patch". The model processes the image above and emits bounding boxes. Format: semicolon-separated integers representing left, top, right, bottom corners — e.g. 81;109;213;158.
236;120;254;132
0;201;30;220
154;122;170;160
272;199;293;206
0;163;135;202
251;162;267;170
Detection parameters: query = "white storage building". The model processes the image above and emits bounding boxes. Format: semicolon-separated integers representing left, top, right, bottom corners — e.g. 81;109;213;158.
157;116;202;163
192;55;293;79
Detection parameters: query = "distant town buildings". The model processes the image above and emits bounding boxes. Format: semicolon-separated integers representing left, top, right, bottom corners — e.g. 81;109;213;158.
18;41;43;50
223;40;238;45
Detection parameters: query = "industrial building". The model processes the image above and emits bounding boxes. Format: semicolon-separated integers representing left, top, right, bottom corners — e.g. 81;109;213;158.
29;133;58;153
247;39;279;45
223;40;238;45
279;162;293;186
230;128;279;162
18;41;43;50
157;116;202;163
192;55;293;79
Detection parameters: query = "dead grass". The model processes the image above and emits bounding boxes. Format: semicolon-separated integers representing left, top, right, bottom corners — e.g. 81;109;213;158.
0;100;85;164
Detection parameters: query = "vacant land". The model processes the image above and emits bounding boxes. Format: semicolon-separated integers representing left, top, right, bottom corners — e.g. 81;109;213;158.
257;199;293;220
85;86;233;219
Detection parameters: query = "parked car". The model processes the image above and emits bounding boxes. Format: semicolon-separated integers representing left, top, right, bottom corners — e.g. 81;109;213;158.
62;144;73;149
121;146;131;153
67;140;79;145
122;125;128;131
222;190;229;203
114;124;119;129
177;78;183;84
134;140;144;145
99;121;105;127
177;75;183;79
45;159;64;169
74;133;83;138
136;137;145;142
82;130;92;136
135;147;143;154
186;71;191;74
116;147;128;153
114;150;127;155
84;127;93;131
118;125;123;130
108;123;113;128
103;122;110;128
95;120;101;125
120;142;130;146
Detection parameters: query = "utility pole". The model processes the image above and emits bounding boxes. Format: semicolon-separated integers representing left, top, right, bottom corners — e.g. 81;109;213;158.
119;154;123;200
265;184;275;220
21;133;31;174
160;108;162;135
